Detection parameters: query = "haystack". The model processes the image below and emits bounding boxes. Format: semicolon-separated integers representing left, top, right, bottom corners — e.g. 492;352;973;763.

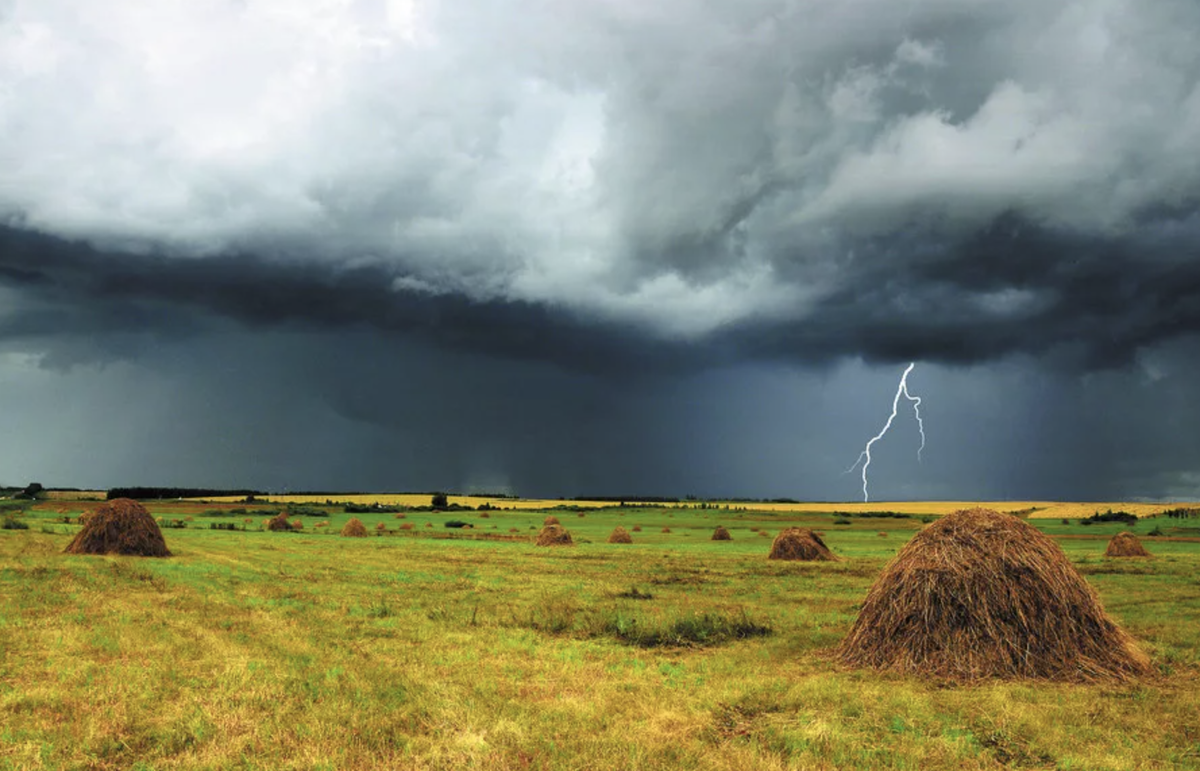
543;515;561;526
266;512;294;532
535;523;573;546
607;526;633;544
836;508;1150;681
712;526;732;541
341;518;368;537
64;498;170;557
1105;532;1150;558
768;528;836;561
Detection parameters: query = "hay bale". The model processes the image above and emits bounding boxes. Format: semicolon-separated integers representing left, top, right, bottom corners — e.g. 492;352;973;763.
712;526;732;541
266;512;294;532
877;531;889;537
607;526;633;544
535;524;573;546
543;515;561;526
661;527;671;533
768;528;836;561
1105;532;1150;557
837;508;1150;681
341;518;368;537
63;498;170;557
632;525;642;532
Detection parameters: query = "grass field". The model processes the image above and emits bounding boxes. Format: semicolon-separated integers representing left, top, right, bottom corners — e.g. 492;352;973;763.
2;500;1200;770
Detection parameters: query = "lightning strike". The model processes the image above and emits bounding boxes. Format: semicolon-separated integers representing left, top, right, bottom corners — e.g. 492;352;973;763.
846;362;926;502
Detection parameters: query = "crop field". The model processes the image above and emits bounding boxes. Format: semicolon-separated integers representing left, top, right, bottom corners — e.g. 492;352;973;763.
2;500;1200;770
187;494;1197;521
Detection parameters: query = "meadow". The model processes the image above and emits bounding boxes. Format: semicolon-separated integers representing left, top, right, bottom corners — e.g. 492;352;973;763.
2;499;1199;770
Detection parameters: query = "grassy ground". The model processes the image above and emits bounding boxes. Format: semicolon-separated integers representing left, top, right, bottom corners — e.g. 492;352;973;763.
2;502;1199;770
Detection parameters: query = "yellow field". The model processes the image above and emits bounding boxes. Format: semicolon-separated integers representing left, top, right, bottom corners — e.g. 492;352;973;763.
182;493;1199;519
38;490;107;501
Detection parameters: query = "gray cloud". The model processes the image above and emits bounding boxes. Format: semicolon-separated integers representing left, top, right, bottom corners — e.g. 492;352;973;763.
2;1;1200;498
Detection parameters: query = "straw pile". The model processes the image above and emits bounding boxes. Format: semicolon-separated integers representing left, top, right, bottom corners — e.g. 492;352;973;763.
1105;532;1150;557
543;515;561;526
535;524;573;546
266;512;294;532
712;526;732;541
341;518;368;537
836;508;1150;681
607;526;633;544
64;499;170;557
768;528;836;561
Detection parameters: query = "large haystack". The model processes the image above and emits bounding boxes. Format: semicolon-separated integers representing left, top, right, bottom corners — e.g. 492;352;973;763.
64;498;170;557
836;508;1150;681
712;526;732;541
341;518;368;537
1105;532;1151;558
535;523;573;546
266;512;294;532
607;526;633;544
768;528;837;561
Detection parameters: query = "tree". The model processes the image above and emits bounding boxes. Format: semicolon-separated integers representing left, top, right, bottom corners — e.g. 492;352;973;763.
431;492;448;510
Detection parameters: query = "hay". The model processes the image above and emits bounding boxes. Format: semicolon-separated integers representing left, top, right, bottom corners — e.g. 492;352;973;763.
266;512;294;532
1105;532;1151;557
341;518;368;537
712;526;732;541
63;498;170;557
768;528;837;561
535;524;573;546
607;526;633;544
543;515;561;526
837;508;1150;681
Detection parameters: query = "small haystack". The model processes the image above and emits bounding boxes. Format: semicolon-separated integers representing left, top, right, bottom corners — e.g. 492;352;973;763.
712;526;732;541
836;508;1150;681
543;515;561;527
1105;532;1151;558
535;523;573;546
607;526;633;544
768;528;836;561
266;512;294;532
64;498;170;557
341;518;368;537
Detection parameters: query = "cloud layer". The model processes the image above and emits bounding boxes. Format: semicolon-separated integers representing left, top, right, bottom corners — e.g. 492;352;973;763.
2;0;1198;367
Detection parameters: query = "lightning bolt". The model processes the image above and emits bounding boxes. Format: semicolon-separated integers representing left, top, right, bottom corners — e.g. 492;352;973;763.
846;362;925;502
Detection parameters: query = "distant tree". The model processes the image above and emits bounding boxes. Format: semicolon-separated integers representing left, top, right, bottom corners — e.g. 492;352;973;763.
15;482;43;500
431;493;449;510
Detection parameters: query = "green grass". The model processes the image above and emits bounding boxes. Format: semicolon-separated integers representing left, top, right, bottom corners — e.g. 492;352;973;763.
1;504;1199;769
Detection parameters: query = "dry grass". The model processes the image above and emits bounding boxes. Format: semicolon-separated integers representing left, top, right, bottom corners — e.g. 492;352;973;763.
837;508;1151;681
63;498;170;557
535;524;573;546
712;526;732;541
1106;531;1151;557
341;518;368;537
607;526;633;544
767;528;836;561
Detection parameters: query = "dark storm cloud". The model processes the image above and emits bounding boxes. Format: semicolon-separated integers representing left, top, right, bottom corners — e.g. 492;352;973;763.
3;0;1200;500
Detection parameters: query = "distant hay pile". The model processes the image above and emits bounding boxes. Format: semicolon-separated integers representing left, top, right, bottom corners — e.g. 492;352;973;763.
768;528;836;561
535;523;573;546
836;508;1150;681
1105;532;1151;557
64;498;170;557
266;512;294;532
341;518;368;537
712;526;732;541
607;526;633;544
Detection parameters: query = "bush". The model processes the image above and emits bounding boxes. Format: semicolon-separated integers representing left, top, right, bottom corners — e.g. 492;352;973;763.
1082;509;1138;525
444;520;469;528
431;493;449;510
833;518;852;525
1;516;29;530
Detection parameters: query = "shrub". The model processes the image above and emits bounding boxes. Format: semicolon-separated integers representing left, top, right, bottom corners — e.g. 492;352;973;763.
445;520;470;529
431;493;449;510
1083;509;1138;526
834;518;852;525
1;516;29;530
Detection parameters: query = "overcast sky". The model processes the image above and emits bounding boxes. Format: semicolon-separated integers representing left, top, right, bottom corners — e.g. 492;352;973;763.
2;0;1199;500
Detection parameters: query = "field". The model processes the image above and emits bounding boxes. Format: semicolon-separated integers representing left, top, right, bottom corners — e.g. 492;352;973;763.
3;499;1200;770
188;493;1196;520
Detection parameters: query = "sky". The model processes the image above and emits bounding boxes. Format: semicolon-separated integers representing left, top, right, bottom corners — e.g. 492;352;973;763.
2;0;1200;501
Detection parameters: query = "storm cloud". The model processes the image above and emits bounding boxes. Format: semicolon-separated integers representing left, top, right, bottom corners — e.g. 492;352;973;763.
1;0;1199;498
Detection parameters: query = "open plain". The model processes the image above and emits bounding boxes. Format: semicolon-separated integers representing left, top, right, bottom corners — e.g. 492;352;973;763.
2;498;1199;770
